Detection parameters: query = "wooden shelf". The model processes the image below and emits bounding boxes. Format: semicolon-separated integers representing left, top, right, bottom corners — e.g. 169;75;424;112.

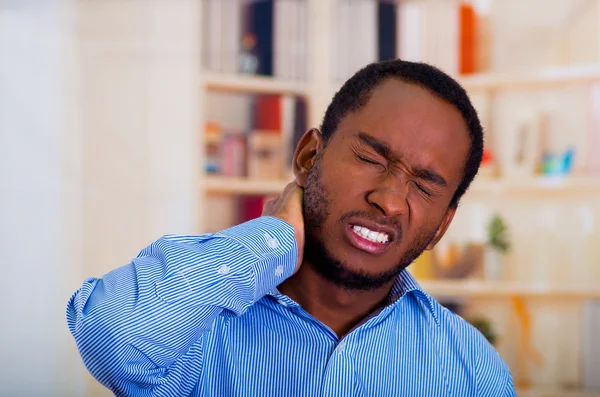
460;64;600;90
203;175;600;197
517;388;600;397
418;279;600;299
202;64;600;96
204;175;288;196
467;176;600;196
201;72;309;96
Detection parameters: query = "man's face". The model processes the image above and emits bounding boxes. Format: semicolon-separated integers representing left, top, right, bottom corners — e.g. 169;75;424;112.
301;79;471;290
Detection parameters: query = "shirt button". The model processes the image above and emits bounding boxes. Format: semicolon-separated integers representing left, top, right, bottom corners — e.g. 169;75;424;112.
336;341;345;353
265;233;279;249
274;265;284;277
217;265;230;275
277;299;288;307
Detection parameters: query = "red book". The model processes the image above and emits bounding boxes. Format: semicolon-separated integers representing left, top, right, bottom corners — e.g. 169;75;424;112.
254;95;282;131
459;3;477;75
238;195;267;223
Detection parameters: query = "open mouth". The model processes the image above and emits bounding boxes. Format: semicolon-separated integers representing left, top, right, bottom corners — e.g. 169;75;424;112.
345;224;394;255
351;225;389;243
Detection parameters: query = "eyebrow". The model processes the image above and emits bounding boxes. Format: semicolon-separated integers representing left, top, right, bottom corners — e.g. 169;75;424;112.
356;131;448;188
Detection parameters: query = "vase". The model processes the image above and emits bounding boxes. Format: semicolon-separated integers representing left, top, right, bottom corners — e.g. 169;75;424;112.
484;247;504;281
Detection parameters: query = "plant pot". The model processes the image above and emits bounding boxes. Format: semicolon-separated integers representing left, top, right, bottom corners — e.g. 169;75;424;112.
484;247;504;281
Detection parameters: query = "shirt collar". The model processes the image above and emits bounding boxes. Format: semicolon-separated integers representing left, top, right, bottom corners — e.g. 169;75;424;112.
388;270;440;326
267;270;440;326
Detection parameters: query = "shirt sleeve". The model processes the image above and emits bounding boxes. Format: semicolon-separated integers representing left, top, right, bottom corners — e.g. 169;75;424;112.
66;216;297;396
475;334;517;397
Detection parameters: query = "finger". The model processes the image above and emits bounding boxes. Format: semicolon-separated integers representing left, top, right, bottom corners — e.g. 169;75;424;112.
262;197;276;215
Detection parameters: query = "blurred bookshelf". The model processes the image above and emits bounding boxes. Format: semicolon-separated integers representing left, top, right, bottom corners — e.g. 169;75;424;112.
197;0;600;391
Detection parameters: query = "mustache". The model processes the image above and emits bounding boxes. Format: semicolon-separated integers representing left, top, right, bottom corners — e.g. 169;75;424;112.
339;210;402;239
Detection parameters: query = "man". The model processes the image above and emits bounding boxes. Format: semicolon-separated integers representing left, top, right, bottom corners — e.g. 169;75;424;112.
67;60;515;396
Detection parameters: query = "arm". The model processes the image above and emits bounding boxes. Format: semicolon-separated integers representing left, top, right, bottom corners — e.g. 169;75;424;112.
67;216;297;396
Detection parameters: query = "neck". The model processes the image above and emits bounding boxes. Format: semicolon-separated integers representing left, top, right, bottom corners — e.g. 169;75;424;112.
278;261;396;338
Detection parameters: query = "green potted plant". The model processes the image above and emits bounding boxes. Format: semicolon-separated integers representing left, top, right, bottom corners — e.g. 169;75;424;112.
468;316;497;346
484;214;510;280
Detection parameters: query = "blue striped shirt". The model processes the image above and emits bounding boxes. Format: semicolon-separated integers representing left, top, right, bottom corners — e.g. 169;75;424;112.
67;216;516;396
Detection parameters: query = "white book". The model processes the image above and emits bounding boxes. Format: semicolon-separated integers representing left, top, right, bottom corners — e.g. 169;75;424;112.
349;0;361;78
335;0;351;82
398;0;423;63
220;0;231;73
359;0;377;70
423;0;459;75
223;0;242;74
297;0;308;81
274;0;287;79
289;0;302;80
207;0;223;71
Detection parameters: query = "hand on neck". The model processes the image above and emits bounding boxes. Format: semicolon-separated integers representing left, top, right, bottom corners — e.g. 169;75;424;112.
278;260;396;338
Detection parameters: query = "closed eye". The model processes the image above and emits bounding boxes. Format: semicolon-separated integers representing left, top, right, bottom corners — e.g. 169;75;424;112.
356;154;381;165
412;181;432;196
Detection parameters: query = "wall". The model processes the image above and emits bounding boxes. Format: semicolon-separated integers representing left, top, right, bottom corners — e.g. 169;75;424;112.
0;1;201;395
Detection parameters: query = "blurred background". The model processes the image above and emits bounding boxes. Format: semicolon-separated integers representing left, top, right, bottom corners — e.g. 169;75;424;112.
1;0;600;396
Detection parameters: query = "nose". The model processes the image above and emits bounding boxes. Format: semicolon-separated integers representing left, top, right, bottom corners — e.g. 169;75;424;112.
366;181;409;218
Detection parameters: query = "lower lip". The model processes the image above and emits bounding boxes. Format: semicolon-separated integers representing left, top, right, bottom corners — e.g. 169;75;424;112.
345;225;391;255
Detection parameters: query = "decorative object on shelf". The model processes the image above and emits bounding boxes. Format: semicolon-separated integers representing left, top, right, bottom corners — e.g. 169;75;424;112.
204;122;222;174
484;213;510;281
502;111;545;179
431;240;484;279
468;316;497;346
477;147;498;179
541;146;575;176
247;131;283;180
238;33;260;75
221;131;247;177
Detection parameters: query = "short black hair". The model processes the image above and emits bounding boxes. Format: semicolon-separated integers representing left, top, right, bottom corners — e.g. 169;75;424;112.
320;60;483;208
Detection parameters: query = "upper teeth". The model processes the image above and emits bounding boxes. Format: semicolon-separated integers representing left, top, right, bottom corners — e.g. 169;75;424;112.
352;225;389;243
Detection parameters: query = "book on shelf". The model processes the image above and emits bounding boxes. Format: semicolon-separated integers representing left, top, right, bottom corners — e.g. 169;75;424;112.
333;0;378;82
378;1;397;62
204;90;307;180
203;0;308;80
397;0;486;76
202;0;489;81
238;195;269;223
274;0;308;81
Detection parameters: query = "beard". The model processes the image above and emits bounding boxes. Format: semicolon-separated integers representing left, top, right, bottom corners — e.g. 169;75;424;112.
302;156;437;291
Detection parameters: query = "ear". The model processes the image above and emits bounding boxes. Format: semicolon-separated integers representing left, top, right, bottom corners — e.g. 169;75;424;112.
292;128;324;187
425;206;457;251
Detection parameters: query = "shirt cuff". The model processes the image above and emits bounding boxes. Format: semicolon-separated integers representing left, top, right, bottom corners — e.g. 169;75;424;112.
216;216;298;301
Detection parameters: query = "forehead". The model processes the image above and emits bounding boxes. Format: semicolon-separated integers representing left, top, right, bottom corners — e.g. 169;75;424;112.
333;79;471;183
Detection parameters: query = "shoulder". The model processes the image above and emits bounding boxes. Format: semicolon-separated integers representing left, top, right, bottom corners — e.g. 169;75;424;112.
427;297;516;396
